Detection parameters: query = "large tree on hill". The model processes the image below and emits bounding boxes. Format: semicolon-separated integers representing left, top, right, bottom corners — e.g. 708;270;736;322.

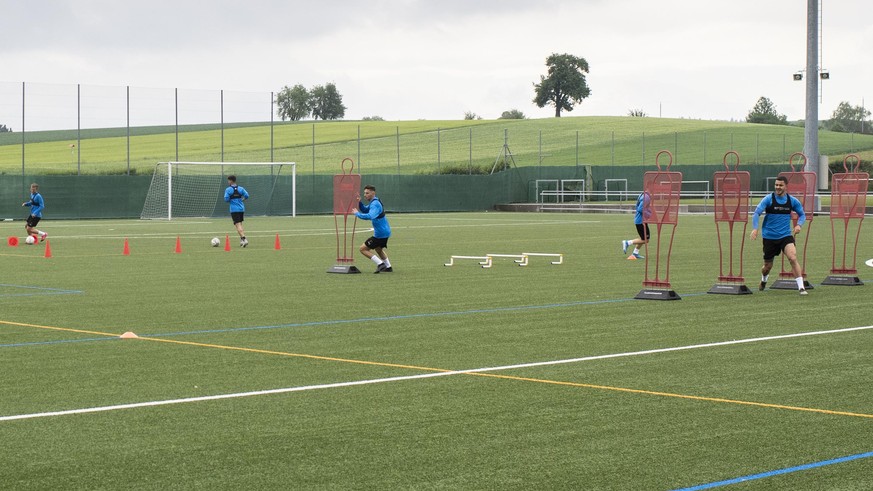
745;96;788;125
827;101;872;134
310;83;346;121
275;84;311;121
533;53;591;117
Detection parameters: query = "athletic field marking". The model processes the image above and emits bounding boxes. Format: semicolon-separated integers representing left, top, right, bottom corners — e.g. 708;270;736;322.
3;323;873;422
0;284;83;299
674;450;873;490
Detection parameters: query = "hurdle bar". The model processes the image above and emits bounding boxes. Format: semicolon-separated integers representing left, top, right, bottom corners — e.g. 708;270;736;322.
445;255;492;268
486;254;528;266
520;252;563;265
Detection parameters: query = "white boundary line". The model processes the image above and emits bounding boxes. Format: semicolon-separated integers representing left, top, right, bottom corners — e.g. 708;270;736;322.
3;324;872;422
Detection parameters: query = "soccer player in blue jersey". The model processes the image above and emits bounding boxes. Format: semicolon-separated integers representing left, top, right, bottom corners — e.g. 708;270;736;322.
353;185;392;273
224;175;250;247
750;176;807;294
21;183;48;242
620;191;651;260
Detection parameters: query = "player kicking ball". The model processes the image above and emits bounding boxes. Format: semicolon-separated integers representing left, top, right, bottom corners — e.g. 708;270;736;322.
22;183;48;243
353;185;393;273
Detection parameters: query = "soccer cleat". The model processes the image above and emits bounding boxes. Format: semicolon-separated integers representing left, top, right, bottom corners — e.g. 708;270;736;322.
621;240;629;255
39;232;47;242
240;238;249;248
374;263;388;273
631;252;644;259
799;288;808;295
759;282;767;291
383;267;393;272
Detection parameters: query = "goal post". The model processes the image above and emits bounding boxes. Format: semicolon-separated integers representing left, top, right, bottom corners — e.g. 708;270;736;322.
140;161;296;220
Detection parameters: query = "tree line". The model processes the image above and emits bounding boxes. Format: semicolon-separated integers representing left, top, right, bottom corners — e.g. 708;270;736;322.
746;96;872;134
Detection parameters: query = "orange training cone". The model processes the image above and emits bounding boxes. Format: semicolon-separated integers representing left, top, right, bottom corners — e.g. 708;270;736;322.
122;238;130;256
224;235;231;251
43;239;52;258
119;331;139;339
274;234;281;250
175;236;182;253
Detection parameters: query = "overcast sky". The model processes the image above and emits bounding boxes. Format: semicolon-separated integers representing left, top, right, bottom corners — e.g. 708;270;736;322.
1;0;870;129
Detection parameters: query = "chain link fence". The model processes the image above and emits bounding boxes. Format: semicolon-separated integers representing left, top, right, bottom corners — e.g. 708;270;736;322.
2;81;872;177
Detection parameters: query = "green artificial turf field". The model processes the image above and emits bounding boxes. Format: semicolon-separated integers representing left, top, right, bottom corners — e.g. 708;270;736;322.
2;212;872;489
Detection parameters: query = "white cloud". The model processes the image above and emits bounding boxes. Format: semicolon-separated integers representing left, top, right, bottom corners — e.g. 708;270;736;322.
1;0;869;128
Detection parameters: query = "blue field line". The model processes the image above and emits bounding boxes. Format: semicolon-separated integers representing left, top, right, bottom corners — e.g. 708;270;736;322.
0;337;111;348
0;283;83;299
0;294;647;349
147;295;654;338
673;450;873;490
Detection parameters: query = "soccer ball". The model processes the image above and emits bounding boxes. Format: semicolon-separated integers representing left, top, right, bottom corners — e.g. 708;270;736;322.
25;235;36;245
211;237;221;247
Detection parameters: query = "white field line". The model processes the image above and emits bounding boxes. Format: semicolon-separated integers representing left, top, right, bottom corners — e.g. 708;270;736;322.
3;324;872;423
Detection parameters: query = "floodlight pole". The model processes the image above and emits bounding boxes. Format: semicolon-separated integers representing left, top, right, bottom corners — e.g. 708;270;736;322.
803;0;820;208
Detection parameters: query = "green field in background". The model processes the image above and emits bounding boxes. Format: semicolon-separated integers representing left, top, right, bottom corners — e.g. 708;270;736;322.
2;116;872;175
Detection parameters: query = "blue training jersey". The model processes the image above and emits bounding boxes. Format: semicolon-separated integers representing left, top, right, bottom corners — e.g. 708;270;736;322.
25;192;45;217
634;192;651;225
355;196;391;239
752;192;805;239
224;185;249;212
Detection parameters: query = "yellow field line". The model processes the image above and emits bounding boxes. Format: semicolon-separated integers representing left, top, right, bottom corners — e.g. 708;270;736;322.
5;319;873;420
469;372;873;420
141;336;453;374
0;320;119;337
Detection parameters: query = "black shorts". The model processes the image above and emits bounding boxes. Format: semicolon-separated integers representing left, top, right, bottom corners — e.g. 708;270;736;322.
762;236;795;261
635;223;650;241
231;212;244;224
26;215;41;228
364;236;389;249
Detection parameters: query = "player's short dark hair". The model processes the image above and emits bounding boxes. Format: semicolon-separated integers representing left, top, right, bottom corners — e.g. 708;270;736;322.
775;176;788;184
227;175;237;183
364;185;376;192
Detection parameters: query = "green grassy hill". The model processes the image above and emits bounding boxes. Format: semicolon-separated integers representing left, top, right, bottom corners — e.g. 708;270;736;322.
1;117;871;175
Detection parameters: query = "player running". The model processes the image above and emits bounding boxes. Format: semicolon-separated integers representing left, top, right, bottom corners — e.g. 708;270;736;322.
353;185;393;273
749;176;807;294
21;183;48;242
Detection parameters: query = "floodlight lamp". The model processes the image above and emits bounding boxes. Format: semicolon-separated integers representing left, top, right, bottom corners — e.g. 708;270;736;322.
820;71;830;80
793;72;803;81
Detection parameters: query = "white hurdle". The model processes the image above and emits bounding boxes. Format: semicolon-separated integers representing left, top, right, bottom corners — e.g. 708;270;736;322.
445;255;492;268
446;253;563;268
486;254;527;267
520;252;563;265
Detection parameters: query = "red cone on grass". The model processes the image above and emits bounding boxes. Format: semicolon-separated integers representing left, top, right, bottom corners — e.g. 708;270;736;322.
123;238;130;256
274;234;281;250
175;236;182;253
44;239;52;258
7;236;18;247
224;235;231;251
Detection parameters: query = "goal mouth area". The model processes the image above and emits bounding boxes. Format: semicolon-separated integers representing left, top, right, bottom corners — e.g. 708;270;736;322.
140;161;296;220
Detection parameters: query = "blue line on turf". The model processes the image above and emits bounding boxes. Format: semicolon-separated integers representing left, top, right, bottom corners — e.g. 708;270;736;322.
0;284;83;299
673;450;873;490
0;295;646;348
0;337;111;348
2;278;858;347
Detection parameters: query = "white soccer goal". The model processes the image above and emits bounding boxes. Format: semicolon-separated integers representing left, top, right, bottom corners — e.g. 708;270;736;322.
140;162;296;220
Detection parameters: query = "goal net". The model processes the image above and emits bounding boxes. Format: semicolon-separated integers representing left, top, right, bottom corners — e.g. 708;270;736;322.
140;162;296;220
